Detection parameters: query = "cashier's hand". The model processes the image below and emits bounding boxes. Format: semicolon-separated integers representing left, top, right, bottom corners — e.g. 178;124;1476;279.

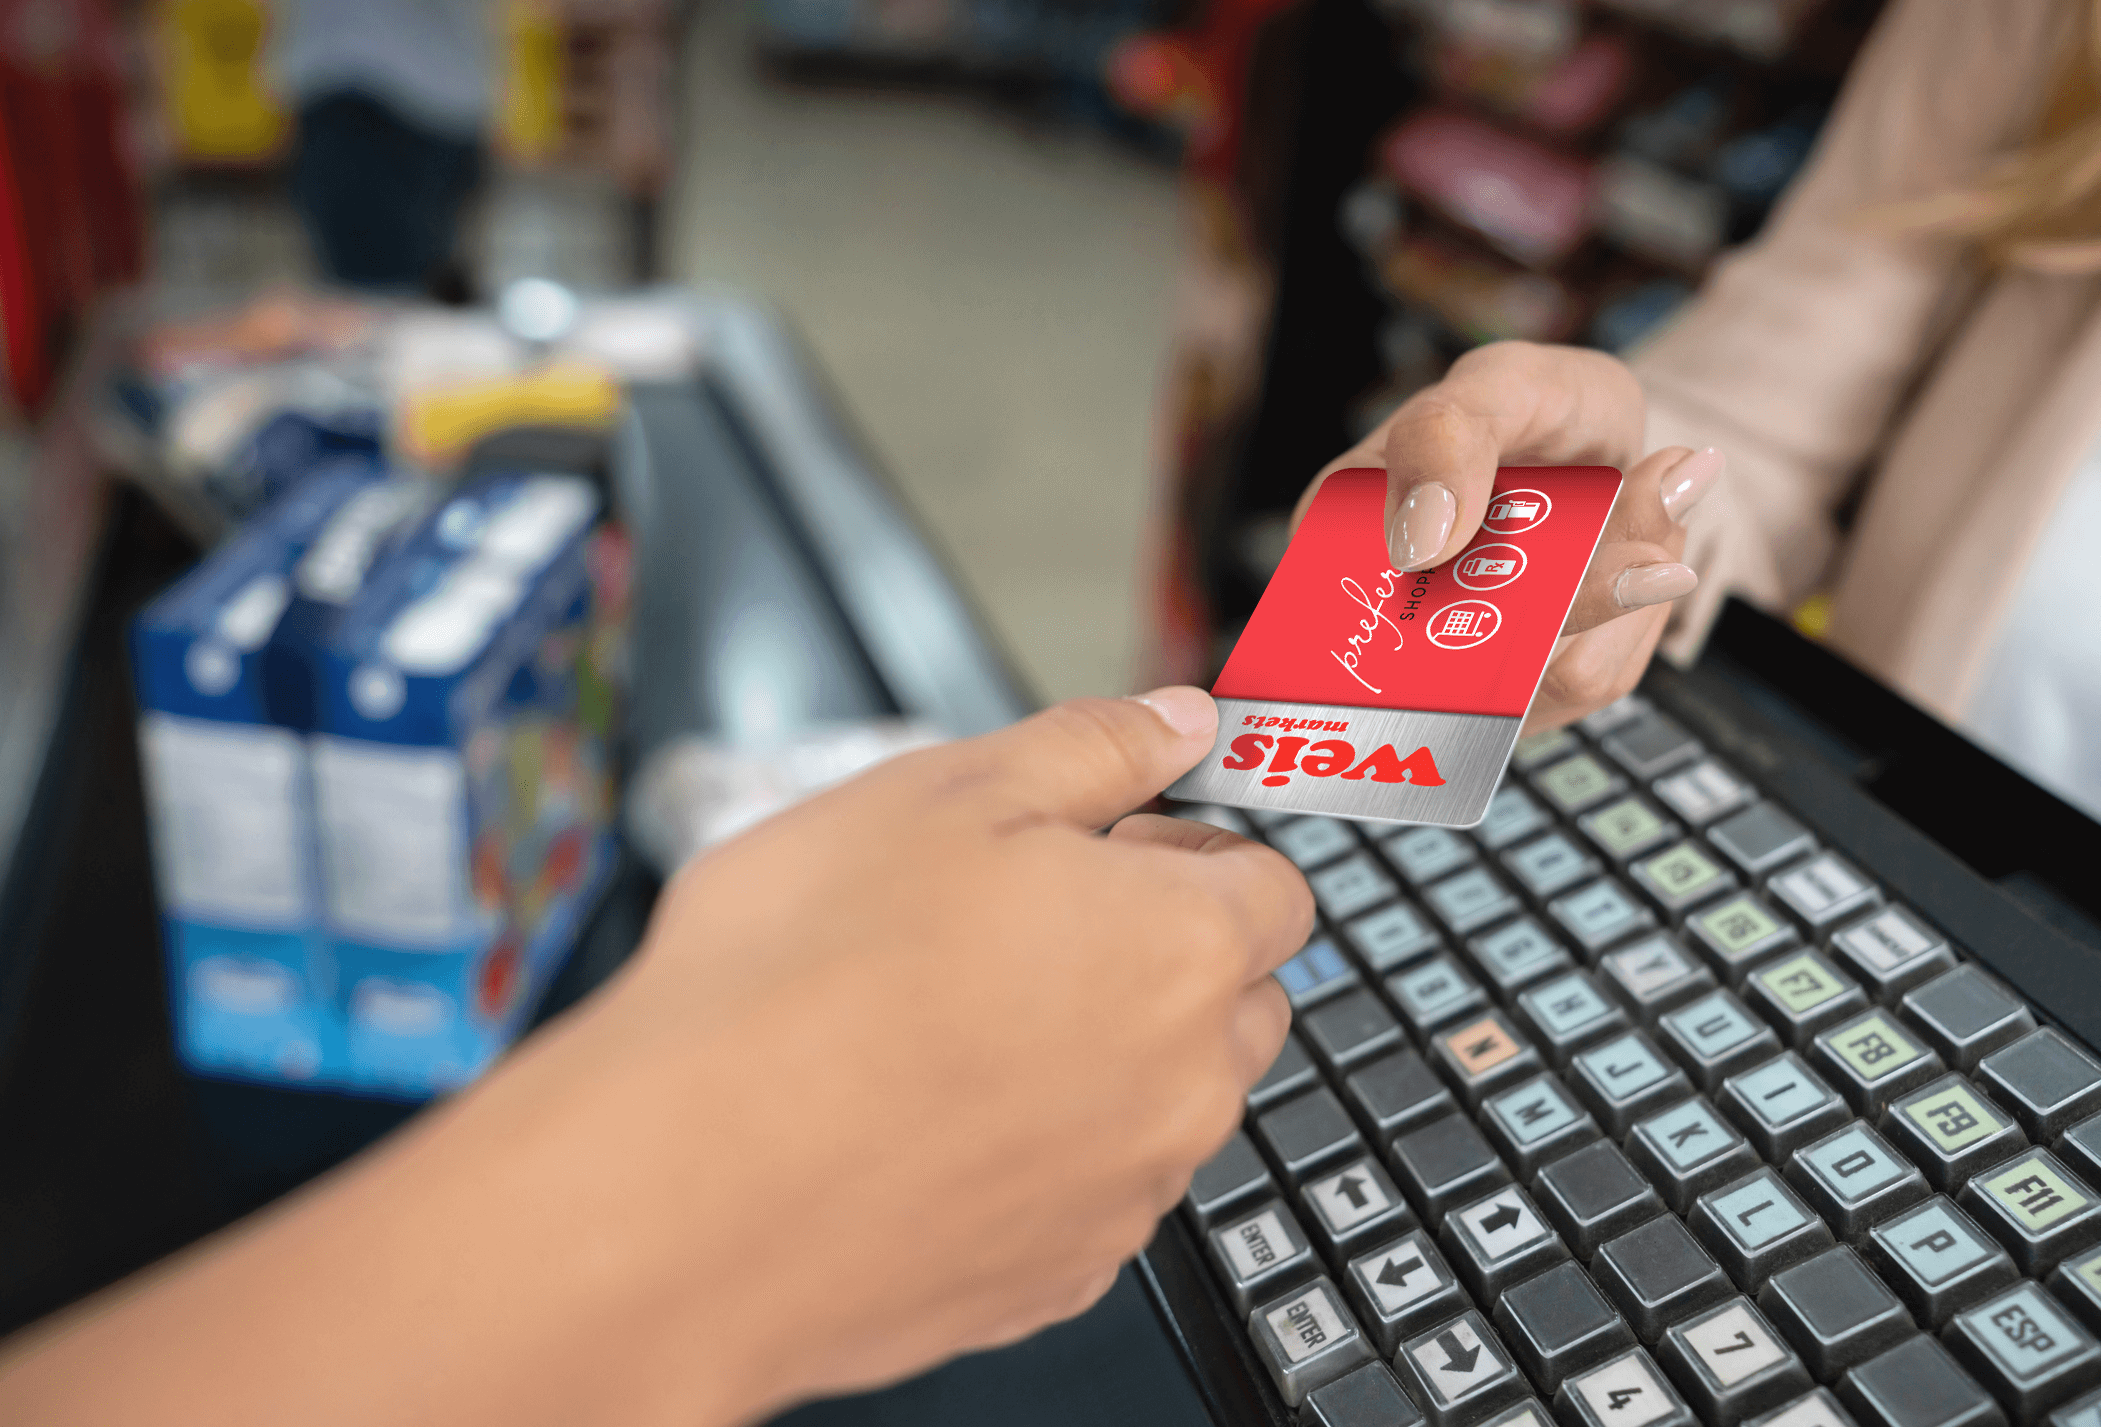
611;687;1309;1416
1298;341;1722;733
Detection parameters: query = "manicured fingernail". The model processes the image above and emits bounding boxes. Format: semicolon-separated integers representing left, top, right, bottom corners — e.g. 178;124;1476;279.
1661;447;1725;522
1127;685;1216;737
1389;481;1457;570
1615;562;1699;609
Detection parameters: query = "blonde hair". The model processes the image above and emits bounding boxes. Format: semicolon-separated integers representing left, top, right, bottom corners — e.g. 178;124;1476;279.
1894;0;2101;272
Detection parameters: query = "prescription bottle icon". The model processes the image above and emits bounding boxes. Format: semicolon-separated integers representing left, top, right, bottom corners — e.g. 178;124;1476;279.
1461;555;1518;578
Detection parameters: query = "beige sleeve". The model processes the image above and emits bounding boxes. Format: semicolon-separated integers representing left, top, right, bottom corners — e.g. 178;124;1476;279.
1632;0;2063;661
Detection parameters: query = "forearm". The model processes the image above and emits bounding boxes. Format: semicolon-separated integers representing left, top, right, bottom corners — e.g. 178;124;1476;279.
0;999;791;1427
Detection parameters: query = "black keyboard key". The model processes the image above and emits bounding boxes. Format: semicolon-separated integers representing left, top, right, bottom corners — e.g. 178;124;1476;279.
1252;1033;1323;1109
1863;1196;2020;1329
1468;918;1577;998
1881;1075;2028;1193
1278;937;1364;1010
1768;855;1881;935
1393;1115;1514;1219
1302;1155;1421;1261
1427;868;1524;936
1259;1088;1369;1181
1653;759;1755;827
1579;795;1682;865
1632;842;1741;918
1347;900;1446;974
1516;970;1632;1066
1785;1121;1930;1241
1959;1149;2101;1276
1208;1199;1322;1313
2051;1246;2101;1338
1708;803;1819;882
1551;880;1662;959
1602;712;1703;781
1745;951;1870;1048
1537;1140;1668;1262
1390;955;1493;1038
1303;1361;1431;1427
1720;1052;1851;1160
1503;832;1602;901
1440;1184;1570;1302
2063;1117;2101;1192
1757;1246;1916;1383
1348;1051;1461;1141
1838;1335;2008;1427
1628;1095;1763;1215
1558;1347;1700;1427
1186;1130;1277;1229
1476;785;1554;851
1827;907;1957;1004
1345;1228;1471;1355
1594;1214;1736;1343
1658;1295;1815;1427
1305;989;1410;1073
1944;1280;2101;1426
1482;1073;1603;1179
1313;851;1405;923
1600;935;1717;1025
1250;1275;1379;1407
1690;1167;1836;1292
1534;753;1628;817
1980;1032;2101;1143
1385;827;1481;887
1744;1387;1867;1427
1394;1309;1530;1427
1573;1031;1696;1140
1902;968;2039;1076
1494;1259;1637;1393
1662;990;1785;1092
1430;1010;1546;1111
1274;816;1363;870
1812;1010;1947;1118
1687;893;1804;987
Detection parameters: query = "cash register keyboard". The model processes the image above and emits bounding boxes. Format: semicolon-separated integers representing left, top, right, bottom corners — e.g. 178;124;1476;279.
1171;695;2101;1427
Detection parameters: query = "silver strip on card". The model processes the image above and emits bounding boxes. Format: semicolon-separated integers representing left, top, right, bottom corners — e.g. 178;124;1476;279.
1167;698;1522;828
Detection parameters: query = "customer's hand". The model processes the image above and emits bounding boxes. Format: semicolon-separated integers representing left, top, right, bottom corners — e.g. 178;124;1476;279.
1298;341;1722;731
0;689;1311;1427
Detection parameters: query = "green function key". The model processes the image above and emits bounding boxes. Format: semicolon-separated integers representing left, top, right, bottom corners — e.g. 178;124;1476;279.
1535;753;1629;817
1580;796;1682;864
1690;1167;1838;1293
1959;1150;2101;1276
1883;1075;2029;1192
1979;1031;2101;1142
1863;1197;2020;1329
1633;842;1742;918
1570;1031;1695;1140
1601;935;1718;1025
1902;968;2039;1075
1516;970;1632;1067
1747;950;1870;1047
1720;1052;1851;1161
1785;1121;1931;1241
1688;893;1803;986
1662;990;1785;1092
1628;1095;1763;1215
1827;906;1957;1003
1813;1010;1947;1118
1943;1280;2101;1427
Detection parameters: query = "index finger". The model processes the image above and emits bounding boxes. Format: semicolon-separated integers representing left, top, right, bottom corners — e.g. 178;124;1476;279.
1295;342;1646;573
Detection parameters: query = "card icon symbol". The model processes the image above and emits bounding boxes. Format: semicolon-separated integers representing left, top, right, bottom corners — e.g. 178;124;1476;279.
1427;601;1503;650
1483;490;1552;533
1455;544;1527;591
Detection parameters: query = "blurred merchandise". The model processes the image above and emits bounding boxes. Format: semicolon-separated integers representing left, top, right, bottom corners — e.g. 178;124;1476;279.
1375;233;1575;343
133;468;627;1098
1593;151;1727;269
1587;275;1692;352
494;0;672;196
157;0;288;162
1381;108;1595;266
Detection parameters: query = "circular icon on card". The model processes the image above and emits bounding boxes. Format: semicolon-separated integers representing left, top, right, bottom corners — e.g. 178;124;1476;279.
1482;489;1551;534
1454;543;1527;590
1426;600;1503;650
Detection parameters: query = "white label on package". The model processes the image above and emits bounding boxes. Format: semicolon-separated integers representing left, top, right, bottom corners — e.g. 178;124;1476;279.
312;737;468;945
140;714;308;926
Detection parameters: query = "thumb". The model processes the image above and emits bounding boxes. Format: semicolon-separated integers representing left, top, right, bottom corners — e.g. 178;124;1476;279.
960;687;1218;830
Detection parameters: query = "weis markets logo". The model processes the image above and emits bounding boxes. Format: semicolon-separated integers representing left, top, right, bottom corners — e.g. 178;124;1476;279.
1222;717;1446;790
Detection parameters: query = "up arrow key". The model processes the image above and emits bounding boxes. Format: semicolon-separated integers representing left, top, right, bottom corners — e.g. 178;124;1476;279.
1337;1175;1370;1209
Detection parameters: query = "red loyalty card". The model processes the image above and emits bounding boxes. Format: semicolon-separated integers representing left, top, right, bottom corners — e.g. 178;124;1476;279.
1167;465;1621;826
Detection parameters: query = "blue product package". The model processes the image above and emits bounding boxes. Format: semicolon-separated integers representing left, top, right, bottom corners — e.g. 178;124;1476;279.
131;464;393;1086
308;472;618;1098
